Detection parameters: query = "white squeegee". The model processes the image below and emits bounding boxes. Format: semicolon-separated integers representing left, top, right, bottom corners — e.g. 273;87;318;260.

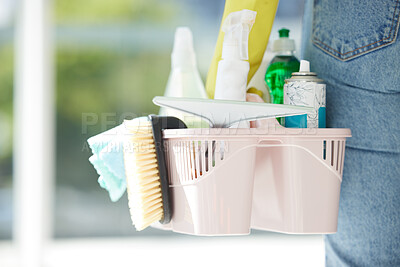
153;96;312;128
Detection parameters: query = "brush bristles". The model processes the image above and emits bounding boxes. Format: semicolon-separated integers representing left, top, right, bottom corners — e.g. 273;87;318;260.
123;119;164;231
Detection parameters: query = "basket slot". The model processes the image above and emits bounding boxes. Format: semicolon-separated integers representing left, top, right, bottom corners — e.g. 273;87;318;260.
164;141;172;183
340;141;346;175
215;141;219;166
172;143;179;184
214;141;224;166
182;141;187;181
176;141;182;182
201;141;207;174
189;141;196;180
336;141;341;171
184;141;191;181
212;141;216;167
170;142;178;184
179;141;185;182
168;142;175;184
194;141;201;179
174;142;181;182
331;140;335;167
203;141;207;173
188;141;194;180
207;140;213;172
220;141;225;161
323;140;327;160
325;139;331;165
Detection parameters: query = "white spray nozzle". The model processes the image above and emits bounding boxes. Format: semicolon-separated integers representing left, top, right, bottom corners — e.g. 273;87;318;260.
299;60;310;72
172;27;196;68
221;9;257;60
173;27;194;54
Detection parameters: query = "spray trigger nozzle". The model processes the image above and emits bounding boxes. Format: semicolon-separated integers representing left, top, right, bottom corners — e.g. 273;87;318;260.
221;9;257;60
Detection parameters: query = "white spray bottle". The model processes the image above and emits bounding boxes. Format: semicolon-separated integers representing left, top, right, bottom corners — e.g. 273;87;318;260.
213;10;256;128
159;27;208;128
214;9;256;101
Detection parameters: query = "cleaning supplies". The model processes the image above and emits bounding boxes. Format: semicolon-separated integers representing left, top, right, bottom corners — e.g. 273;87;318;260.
123;115;187;231
283;60;326;128
159;27;208;128
153;96;312;128
265;28;300;124
87;124;126;202
206;0;279;99
213;9;257;102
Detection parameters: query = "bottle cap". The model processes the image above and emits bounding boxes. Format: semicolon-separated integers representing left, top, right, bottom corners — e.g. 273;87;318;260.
272;28;295;53
171;27;196;69
279;28;289;38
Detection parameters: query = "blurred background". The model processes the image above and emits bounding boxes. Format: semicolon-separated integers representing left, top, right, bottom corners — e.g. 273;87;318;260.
0;0;325;266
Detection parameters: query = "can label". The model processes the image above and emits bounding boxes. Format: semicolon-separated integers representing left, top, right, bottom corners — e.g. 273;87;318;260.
284;81;326;128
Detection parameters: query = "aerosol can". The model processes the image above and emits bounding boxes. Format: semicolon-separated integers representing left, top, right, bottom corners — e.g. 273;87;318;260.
283;60;326;128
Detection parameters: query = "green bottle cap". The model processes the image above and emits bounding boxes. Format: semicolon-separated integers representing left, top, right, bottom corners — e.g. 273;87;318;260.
278;28;290;38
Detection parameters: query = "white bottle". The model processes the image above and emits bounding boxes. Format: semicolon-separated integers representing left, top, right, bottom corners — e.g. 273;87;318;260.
159;27;208;128
213;10;257;127
214;10;256;101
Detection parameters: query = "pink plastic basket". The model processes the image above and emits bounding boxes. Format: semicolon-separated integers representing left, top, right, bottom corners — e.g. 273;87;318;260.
161;127;351;236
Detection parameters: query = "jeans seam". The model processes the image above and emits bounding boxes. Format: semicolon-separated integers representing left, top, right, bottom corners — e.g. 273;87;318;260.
312;0;400;60
313;37;397;61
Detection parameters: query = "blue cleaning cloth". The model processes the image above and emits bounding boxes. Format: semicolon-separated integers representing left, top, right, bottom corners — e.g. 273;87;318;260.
87;124;126;202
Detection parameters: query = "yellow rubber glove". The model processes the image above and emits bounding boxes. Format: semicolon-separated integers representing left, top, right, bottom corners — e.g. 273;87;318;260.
206;0;279;99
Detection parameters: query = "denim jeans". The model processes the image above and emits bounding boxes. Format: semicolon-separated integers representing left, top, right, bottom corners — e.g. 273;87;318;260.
302;0;400;266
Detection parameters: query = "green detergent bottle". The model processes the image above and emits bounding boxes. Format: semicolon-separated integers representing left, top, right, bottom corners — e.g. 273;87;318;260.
265;28;300;124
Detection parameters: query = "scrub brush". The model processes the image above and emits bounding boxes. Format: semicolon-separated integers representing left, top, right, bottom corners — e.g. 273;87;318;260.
123;115;186;231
